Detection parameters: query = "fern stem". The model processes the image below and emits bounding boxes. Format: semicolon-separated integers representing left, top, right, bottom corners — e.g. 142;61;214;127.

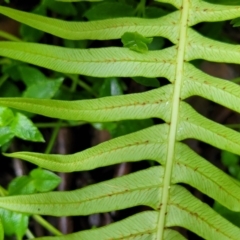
156;0;190;239
32;215;62;236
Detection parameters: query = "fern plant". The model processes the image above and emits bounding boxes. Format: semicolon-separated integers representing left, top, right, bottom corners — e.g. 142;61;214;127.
0;0;240;239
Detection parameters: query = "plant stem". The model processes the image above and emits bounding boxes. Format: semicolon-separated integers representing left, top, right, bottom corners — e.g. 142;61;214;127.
0;74;8;88
25;229;35;239
32;215;62;236
65;74;97;97
0;30;22;42
45;120;62;154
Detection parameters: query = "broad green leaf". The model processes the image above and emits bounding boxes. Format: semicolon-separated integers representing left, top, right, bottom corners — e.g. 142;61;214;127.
23;78;64;99
84;2;135;20
0;127;14;146
18;66;46;87
121;32;153;53
0;208;28;239
30;168;61;192
0;107;14;126
8;176;35;195
10;113;44;142
42;0;77;16
0;6;180;42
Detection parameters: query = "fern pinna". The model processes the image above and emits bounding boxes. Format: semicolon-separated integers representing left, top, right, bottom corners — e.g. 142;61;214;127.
0;0;240;239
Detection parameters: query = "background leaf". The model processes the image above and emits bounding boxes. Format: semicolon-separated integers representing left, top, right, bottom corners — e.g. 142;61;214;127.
0;209;28;239
30;168;61;192
10;113;44;142
84;2;135;20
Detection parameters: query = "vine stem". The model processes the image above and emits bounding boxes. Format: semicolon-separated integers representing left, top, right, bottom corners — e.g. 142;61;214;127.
156;0;189;239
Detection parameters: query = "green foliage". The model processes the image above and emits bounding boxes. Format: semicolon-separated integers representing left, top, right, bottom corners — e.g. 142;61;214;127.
8;168;61;195
0;209;28;240
121;31;153;53
0;106;44;146
1;0;240;239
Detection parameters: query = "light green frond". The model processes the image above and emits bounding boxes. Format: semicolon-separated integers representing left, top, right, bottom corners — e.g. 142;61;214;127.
178;102;240;155
186;29;240;64
5;138;240;212
182;63;240;113
3;125;169;172
0;6;180;42
189;0;240;26
34;226;186;240
0;85;173;122
167;186;240;240
0;167;163;215
34;211;158;240
173;143;240;212
0;42;176;77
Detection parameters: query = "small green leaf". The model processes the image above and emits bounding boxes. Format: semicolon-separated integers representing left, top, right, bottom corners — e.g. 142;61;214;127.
121;32;153;53
23;78;64;99
132;77;160;87
0;208;28;239
8;176;35;195
42;0;77;16
18;66;46;87
30;168;61;192
0;127;14;146
10;113;44;142
84;2;134;20
0;107;14;126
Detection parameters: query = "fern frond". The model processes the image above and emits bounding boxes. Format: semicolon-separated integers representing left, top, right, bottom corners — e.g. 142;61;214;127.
1;0;240;239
